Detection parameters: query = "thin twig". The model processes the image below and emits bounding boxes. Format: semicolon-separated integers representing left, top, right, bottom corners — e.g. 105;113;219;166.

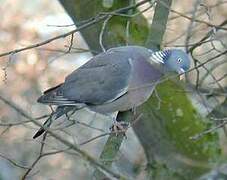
47;24;75;27
21;133;47;179
190;121;227;140
160;1;227;31
99;15;112;52
67;33;74;53
0;94;125;179
0;0;150;59
79;113;143;146
0;153;29;169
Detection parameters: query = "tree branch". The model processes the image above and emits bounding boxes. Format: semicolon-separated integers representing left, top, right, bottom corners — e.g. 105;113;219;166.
0;94;124;179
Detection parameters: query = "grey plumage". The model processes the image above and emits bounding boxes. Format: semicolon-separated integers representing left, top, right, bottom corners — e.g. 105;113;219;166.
34;46;190;138
38;47;153;105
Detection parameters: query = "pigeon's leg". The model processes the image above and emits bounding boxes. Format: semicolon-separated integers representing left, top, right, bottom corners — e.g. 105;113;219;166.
110;118;129;133
109;113;129;136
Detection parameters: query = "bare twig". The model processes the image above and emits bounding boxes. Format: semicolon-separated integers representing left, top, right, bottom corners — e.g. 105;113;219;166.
189;19;227;52
67;33;74;53
79;113;143;146
21;134;47;179
210;73;227;84
0;94;125;179
0;153;29;170
185;0;202;53
47;23;75;27
99;15;112;52
0;0;150;59
161;1;227;31
190;120;227;140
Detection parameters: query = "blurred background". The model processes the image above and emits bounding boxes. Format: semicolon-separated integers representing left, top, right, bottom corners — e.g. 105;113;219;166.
0;0;227;179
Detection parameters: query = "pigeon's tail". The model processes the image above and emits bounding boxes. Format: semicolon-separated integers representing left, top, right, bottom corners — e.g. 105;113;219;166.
33;106;76;139
33;116;52;139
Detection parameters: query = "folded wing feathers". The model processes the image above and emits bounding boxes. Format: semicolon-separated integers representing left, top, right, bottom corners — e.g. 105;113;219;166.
37;85;80;105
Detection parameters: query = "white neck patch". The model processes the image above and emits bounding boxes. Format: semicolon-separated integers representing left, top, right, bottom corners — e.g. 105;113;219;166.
149;50;170;64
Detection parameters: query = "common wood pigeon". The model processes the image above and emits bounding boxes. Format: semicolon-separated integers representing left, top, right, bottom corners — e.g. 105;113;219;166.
33;46;190;138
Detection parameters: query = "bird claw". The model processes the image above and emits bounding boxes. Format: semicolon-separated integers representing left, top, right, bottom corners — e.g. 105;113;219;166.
109;121;129;137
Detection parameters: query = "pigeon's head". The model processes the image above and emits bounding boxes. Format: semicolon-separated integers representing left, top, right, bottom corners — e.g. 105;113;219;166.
165;49;190;75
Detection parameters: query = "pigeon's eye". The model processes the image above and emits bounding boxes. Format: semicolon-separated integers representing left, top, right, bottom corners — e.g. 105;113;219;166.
177;58;182;63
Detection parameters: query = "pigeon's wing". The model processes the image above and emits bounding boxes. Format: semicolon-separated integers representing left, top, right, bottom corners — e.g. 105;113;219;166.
63;50;132;104
38;49;132;105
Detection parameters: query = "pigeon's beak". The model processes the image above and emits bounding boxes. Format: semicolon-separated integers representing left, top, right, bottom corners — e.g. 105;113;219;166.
178;68;185;80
